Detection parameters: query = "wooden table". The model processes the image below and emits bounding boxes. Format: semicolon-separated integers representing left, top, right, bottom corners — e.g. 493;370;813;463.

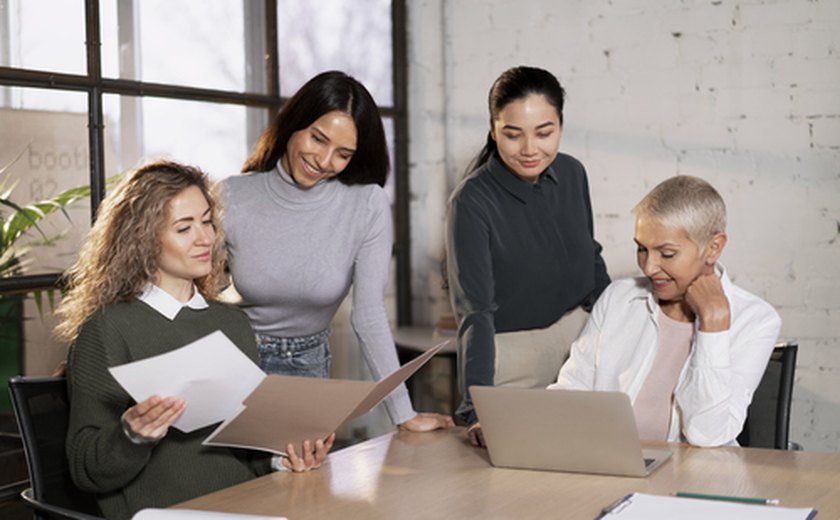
179;429;840;519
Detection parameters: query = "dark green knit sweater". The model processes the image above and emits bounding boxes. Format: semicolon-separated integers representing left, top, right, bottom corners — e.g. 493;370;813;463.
66;299;272;520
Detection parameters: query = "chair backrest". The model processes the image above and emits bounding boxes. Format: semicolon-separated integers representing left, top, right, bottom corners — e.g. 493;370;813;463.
8;376;100;517
737;342;798;450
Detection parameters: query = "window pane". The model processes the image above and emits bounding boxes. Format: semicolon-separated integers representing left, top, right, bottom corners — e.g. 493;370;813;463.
277;0;393;106
22;293;68;377
103;94;248;181
0;88;93;384
0;87;92;277
100;0;250;92
0;0;86;74
0;85;86;113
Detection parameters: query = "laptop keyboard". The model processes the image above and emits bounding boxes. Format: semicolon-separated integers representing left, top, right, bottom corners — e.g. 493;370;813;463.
643;457;655;468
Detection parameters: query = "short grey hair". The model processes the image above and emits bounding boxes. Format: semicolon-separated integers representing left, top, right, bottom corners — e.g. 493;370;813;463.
634;175;727;247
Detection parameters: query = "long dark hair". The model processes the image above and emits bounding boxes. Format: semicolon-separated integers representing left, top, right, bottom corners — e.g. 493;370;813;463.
242;71;389;187
466;66;566;174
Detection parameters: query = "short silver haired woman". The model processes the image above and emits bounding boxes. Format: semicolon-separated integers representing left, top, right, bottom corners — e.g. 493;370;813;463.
549;175;781;447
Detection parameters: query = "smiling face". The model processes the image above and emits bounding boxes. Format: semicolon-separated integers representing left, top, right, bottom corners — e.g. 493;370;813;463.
634;215;722;304
155;185;216;297
281;110;358;188
491;93;562;184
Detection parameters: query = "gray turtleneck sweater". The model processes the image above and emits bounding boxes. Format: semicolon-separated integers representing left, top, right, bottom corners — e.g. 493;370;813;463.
218;165;415;425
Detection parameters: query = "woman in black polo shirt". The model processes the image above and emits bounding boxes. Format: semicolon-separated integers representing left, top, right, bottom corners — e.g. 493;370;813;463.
445;66;610;445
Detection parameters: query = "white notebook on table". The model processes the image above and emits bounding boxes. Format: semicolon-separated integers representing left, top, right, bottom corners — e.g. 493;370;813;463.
596;492;817;520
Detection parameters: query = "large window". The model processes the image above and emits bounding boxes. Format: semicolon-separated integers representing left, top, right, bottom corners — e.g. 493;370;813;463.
0;0;409;379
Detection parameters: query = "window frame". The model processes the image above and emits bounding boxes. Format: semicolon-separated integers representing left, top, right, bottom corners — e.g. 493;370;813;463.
0;0;413;325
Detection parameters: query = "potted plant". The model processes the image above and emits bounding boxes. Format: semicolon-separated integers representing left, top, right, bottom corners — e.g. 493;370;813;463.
0;149;93;411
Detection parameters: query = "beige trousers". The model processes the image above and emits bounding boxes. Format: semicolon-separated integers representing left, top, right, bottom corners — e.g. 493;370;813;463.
493;307;589;389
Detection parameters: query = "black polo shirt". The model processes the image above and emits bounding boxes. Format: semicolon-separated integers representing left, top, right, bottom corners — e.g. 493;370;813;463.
445;152;610;424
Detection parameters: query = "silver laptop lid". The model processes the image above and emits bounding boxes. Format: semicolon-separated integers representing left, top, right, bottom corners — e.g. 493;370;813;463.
471;386;669;477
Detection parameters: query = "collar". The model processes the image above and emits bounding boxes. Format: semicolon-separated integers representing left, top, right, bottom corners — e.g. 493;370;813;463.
486;154;558;203
637;263;733;319
137;283;209;320
264;161;338;208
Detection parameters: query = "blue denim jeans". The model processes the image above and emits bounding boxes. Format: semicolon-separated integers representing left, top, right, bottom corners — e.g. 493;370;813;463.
256;330;331;378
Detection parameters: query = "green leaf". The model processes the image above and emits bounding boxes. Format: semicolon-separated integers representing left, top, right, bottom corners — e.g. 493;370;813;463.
47;288;57;311
33;291;43;316
0;153;123;318
2;183;92;251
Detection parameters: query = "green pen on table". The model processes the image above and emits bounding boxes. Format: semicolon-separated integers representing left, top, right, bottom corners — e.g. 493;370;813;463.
675;491;780;505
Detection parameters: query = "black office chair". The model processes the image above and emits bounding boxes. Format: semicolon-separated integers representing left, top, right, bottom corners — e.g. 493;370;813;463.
737;342;799;450
8;376;102;520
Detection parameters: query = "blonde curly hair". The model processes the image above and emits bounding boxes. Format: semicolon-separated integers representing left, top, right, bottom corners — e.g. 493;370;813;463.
55;160;227;342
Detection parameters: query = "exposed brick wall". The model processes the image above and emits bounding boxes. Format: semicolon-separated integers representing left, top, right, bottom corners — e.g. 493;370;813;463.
409;0;840;451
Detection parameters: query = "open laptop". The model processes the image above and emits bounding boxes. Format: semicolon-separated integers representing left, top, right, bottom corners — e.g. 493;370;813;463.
470;385;672;477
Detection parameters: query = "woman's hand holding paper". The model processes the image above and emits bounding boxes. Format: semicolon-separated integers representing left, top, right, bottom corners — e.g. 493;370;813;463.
124;395;186;443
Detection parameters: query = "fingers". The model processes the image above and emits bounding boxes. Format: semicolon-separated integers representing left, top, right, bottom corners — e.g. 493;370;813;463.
143;399;185;439
425;412;455;429
283;435;335;473
419;412;454;428
314;433;336;464
685;273;720;310
399;413;456;432
301;440;315;468
686;274;731;332
467;423;486;448
128;394;163;416
284;442;302;472
468;427;485;448
124;395;185;441
436;413;456;429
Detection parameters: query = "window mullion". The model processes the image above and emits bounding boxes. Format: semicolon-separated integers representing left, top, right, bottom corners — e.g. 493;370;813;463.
392;0;411;326
85;0;106;217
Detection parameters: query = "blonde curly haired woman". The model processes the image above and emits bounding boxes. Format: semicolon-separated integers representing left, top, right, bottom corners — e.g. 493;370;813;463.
56;160;332;519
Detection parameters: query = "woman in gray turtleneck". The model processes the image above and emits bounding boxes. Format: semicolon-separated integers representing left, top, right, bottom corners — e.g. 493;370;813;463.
219;71;452;433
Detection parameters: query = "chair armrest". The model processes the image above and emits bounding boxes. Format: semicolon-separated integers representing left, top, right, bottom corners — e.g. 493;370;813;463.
20;488;104;520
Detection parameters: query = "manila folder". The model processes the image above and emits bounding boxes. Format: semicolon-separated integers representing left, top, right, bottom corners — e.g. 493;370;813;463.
203;342;444;454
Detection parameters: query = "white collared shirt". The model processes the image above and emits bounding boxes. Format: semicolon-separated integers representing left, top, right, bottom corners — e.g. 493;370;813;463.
549;265;781;447
137;283;208;320
135;283;288;471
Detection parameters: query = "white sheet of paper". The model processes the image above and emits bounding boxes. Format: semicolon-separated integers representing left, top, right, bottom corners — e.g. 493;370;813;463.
601;493;816;520
108;330;266;433
133;509;286;520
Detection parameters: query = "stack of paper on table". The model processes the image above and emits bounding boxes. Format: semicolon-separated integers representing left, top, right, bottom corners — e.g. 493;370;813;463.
133;509;286;520
109;330;443;454
597;492;816;520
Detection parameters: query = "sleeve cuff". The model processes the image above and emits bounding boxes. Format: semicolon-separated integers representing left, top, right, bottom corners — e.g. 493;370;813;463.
383;385;418;425
271;454;291;472
691;329;732;368
120;410;164;445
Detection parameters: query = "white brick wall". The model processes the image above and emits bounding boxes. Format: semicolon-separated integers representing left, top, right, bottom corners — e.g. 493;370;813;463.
408;0;840;451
